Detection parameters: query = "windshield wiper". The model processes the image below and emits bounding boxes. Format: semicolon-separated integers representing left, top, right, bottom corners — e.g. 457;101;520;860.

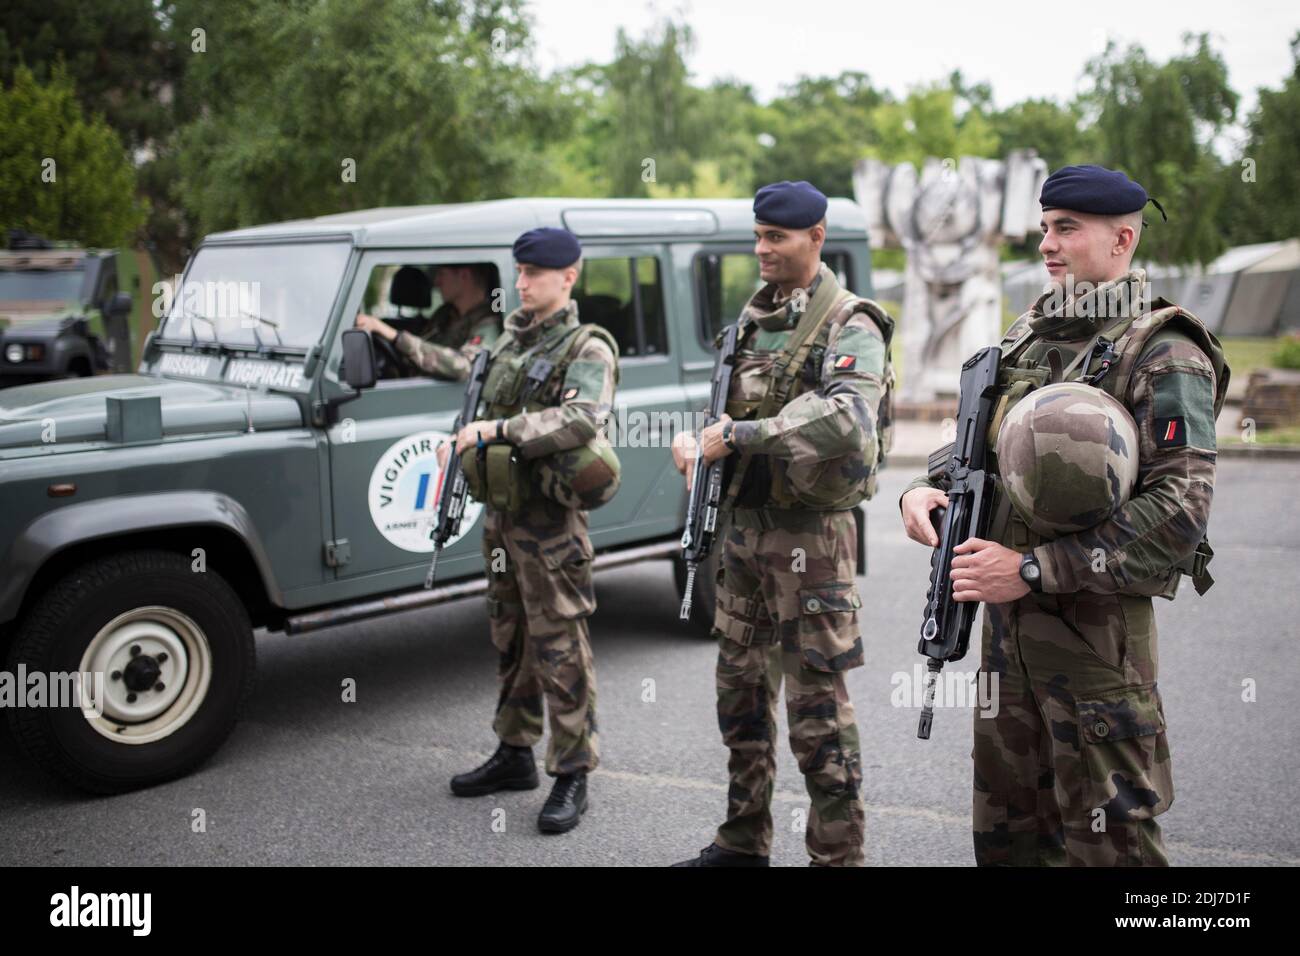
188;311;218;345
239;309;285;354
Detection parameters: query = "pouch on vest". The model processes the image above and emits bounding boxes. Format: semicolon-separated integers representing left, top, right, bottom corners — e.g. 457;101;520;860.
462;442;529;514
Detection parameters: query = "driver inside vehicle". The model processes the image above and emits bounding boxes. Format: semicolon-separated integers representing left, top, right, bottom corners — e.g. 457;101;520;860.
355;262;501;382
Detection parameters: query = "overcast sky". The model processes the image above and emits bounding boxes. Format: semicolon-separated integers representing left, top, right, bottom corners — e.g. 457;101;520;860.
526;0;1297;128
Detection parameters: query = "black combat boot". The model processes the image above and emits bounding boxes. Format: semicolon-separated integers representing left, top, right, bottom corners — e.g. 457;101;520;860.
671;843;770;867
537;771;588;833
449;743;539;797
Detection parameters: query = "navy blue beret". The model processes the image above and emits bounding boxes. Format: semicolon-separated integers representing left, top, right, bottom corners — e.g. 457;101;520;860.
1040;164;1164;219
753;180;828;229
512;227;582;268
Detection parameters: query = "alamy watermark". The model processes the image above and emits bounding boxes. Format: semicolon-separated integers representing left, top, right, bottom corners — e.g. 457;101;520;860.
891;664;1000;719
0;666;105;717
1038;273;1154;320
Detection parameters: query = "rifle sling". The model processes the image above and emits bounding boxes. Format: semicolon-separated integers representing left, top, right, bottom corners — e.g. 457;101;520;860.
723;277;846;507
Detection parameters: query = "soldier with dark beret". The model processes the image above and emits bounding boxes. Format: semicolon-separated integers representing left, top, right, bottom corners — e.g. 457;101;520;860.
901;164;1229;866
444;227;620;834
671;181;896;866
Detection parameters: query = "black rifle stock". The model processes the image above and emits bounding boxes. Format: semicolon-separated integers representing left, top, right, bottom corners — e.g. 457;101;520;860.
679;323;740;620
916;345;1001;739
424;348;491;588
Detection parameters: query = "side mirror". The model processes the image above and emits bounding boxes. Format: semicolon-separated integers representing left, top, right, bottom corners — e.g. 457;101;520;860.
341;328;377;390
107;291;133;320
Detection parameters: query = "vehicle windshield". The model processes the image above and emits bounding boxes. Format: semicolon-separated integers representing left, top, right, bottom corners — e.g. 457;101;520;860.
0;269;85;305
161;242;351;350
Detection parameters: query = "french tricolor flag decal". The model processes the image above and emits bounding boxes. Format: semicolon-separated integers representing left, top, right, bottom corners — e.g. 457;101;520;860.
1155;416;1186;448
834;355;856;371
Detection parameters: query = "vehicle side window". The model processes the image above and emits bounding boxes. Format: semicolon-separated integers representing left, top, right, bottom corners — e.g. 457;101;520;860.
357;261;500;382
695;249;856;345
572;256;667;359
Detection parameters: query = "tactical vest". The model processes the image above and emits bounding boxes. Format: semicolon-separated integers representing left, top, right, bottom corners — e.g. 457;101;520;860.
722;278;896;511
462;316;622;513
985;295;1229;597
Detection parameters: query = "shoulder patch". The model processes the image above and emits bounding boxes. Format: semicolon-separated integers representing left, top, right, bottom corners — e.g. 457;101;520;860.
1154;416;1186;448
827;322;886;377
1152;370;1216;450
563;386;579;401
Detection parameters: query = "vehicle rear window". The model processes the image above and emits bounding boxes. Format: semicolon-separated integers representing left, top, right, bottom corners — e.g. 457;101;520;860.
695;249;854;345
572;257;666;359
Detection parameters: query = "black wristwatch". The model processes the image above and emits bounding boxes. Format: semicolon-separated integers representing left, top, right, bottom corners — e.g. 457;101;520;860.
721;420;737;451
496;418;507;441
1019;552;1043;592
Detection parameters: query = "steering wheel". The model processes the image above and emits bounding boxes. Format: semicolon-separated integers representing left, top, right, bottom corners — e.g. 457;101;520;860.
370;332;406;379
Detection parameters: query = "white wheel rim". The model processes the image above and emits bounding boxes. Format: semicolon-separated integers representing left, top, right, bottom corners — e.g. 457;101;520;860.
77;606;213;745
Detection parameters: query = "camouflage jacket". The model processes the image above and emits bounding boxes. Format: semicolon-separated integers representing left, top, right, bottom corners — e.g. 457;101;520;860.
395;299;500;381
906;270;1225;596
497;301;617;460
727;263;890;508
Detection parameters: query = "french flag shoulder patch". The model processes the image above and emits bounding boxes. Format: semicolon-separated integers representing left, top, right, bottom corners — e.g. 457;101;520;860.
1155;416;1186;448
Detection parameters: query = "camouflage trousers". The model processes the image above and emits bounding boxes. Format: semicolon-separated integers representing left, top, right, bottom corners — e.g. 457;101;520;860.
711;508;867;866
481;498;599;777
974;591;1172;866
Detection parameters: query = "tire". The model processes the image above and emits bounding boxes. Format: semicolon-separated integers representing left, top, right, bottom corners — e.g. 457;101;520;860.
672;551;718;638
5;550;255;794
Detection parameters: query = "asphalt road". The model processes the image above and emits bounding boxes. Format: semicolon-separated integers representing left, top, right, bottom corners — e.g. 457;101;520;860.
2;459;1296;866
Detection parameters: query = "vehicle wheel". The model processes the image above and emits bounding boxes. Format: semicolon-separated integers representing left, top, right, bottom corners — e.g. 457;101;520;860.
671;551;718;638
5;550;255;794
66;357;92;378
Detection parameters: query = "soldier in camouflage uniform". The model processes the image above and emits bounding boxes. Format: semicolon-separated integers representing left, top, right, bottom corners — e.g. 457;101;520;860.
355;263;500;381
901;165;1229;866
445;228;617;834
671;181;896;867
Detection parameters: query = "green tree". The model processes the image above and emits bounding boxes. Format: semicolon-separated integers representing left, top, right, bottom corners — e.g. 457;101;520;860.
1222;32;1300;245
990;98;1086;172
599;19;700;196
754;72;886;196
2;1;185;265
864;84;1000;168
0;64;145;247
1080;33;1237;264
0;0;179;149
171;0;569;233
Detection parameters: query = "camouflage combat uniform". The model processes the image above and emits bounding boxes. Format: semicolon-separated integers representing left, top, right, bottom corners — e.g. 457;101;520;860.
712;263;893;866
905;270;1229;866
395;300;500;381
478;300;617;776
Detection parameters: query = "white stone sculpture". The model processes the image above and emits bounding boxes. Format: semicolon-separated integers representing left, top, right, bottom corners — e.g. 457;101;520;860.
853;150;1047;401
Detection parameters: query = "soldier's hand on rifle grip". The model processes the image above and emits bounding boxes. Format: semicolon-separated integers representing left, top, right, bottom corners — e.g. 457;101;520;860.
672;430;700;490
698;412;734;464
901;487;949;547
950;538;1030;604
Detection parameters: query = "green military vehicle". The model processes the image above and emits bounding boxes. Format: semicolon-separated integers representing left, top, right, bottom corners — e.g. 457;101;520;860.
0;199;876;793
0;231;136;387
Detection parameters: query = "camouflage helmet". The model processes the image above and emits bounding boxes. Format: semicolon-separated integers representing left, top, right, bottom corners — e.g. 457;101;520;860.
997;382;1139;537
534;435;621;510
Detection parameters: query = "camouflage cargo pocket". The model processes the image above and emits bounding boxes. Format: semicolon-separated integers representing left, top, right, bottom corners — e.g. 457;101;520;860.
542;539;596;621
795;582;864;672
1077;683;1173;821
